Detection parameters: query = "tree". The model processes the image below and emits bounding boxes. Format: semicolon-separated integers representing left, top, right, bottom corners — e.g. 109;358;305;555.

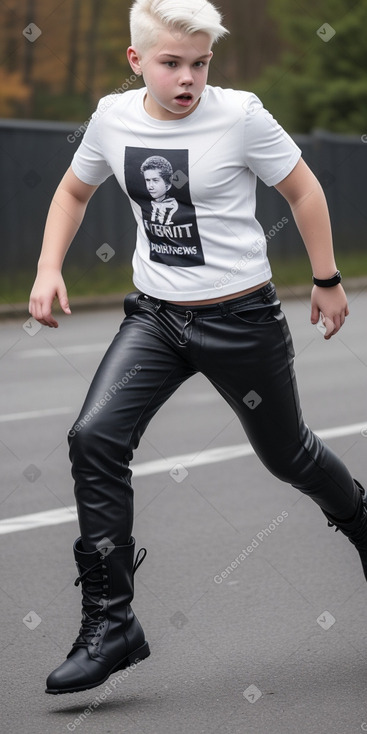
23;0;36;86
251;0;367;133
85;0;103;105
209;0;282;87
65;0;81;95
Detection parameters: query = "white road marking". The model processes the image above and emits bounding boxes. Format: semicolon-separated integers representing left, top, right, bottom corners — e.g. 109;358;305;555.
0;407;74;423
0;395;218;425
0;506;78;534
17;343;110;358
0;420;365;536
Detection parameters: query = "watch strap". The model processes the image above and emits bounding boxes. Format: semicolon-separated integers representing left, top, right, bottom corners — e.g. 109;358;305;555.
312;270;342;288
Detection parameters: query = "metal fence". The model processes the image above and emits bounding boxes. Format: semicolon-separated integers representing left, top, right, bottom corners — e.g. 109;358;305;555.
1;118;366;275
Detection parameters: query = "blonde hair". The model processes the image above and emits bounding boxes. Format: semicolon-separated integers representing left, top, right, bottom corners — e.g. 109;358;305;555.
130;0;229;53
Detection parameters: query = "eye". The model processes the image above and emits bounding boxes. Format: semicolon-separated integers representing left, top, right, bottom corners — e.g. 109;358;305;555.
165;61;177;68
194;61;206;68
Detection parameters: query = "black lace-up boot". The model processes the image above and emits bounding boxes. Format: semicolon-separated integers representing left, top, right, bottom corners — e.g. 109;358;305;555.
45;537;150;694
323;480;367;581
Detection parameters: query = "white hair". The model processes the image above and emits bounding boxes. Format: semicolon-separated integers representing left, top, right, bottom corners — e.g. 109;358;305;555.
130;0;229;53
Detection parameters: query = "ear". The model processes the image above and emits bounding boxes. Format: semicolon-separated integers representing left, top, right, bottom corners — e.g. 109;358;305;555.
127;46;142;75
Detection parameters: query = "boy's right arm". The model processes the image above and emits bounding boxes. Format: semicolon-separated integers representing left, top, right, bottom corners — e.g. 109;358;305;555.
29;166;98;328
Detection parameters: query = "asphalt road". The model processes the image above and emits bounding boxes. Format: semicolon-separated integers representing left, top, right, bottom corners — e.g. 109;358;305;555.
1;288;367;734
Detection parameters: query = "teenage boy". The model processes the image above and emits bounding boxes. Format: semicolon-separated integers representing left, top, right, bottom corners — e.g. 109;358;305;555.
29;0;367;696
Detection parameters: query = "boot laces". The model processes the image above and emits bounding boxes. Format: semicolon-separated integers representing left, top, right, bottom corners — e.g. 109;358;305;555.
72;546;147;649
133;547;147;574
72;556;108;649
327;496;367;550
349;507;367;549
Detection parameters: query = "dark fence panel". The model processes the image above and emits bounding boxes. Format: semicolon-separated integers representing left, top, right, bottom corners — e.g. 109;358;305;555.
258;129;367;260
0;119;137;275
1;118;366;274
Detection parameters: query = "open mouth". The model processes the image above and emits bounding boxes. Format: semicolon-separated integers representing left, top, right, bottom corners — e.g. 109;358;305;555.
175;94;193;102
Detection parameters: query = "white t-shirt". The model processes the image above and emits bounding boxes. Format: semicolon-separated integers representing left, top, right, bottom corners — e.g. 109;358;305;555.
71;85;301;301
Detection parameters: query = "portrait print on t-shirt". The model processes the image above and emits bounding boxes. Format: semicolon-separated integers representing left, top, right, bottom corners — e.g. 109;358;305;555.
125;147;205;267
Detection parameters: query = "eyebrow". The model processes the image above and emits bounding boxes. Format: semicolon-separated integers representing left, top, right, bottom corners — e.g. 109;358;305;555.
158;53;212;60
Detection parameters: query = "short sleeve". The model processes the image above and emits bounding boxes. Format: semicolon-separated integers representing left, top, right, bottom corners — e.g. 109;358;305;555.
242;94;302;187
71;98;114;185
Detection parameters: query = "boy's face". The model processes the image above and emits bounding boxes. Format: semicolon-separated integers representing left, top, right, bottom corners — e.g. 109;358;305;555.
143;169;170;200
128;29;213;121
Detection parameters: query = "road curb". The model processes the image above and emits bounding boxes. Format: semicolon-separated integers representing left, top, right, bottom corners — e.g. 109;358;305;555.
1;277;366;321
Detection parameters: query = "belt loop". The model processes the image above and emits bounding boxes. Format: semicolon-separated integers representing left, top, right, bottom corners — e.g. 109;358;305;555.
141;294;163;313
262;282;274;304
219;302;230;317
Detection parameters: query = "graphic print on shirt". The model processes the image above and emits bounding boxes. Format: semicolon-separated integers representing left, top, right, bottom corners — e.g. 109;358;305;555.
125;147;205;267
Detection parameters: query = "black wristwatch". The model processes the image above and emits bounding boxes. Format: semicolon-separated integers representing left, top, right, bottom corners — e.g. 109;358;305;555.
312;270;342;288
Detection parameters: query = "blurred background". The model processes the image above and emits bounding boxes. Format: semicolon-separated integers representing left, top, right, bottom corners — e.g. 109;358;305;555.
1;0;366;306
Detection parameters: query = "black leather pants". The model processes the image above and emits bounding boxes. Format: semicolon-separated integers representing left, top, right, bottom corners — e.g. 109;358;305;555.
68;283;360;552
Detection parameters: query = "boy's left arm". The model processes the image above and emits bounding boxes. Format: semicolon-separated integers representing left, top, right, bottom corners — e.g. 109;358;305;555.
274;158;349;340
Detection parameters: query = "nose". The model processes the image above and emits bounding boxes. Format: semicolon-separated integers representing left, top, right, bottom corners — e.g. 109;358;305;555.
179;66;194;86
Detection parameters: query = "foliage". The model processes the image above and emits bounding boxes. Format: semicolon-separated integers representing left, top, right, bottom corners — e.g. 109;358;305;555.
251;0;367;132
0;69;30;116
0;0;280;120
0;0;135;120
0;0;365;131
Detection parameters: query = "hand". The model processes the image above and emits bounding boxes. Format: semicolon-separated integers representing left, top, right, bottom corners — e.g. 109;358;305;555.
310;284;349;340
29;268;71;328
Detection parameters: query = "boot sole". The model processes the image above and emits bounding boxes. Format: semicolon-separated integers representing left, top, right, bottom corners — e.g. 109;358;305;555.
45;641;150;695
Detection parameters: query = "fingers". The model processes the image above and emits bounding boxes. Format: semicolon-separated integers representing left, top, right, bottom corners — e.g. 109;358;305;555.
29;297;59;328
323;315;338;340
28;277;71;328
311;285;349;340
58;286;72;316
322;310;348;340
60;298;72;315
310;303;320;325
